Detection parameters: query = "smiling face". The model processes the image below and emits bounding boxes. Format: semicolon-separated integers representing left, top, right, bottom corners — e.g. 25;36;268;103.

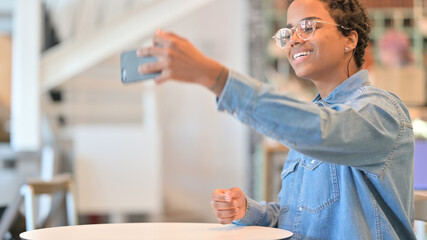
285;0;351;82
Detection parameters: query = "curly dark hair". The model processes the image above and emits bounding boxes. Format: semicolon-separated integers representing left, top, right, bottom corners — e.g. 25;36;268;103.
289;0;371;68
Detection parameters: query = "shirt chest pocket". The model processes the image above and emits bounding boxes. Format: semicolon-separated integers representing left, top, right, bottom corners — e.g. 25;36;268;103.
300;158;340;214
278;159;299;212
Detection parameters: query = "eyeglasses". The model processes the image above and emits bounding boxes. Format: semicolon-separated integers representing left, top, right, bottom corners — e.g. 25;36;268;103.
272;19;351;49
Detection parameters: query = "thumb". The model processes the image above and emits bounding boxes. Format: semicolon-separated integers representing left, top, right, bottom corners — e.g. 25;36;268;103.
227;187;244;199
227;187;247;220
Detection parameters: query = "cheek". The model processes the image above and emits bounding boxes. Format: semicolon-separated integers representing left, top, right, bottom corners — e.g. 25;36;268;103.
323;35;347;55
284;48;291;61
316;40;344;62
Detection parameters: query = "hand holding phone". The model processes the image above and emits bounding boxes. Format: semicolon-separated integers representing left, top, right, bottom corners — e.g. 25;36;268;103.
120;49;160;83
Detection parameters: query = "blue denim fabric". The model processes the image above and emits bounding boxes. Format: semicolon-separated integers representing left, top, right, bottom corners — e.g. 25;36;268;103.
217;70;416;239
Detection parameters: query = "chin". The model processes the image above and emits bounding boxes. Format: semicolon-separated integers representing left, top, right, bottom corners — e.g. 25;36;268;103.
293;67;312;80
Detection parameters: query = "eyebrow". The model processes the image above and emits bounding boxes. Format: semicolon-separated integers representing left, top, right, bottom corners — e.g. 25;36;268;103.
286;16;321;28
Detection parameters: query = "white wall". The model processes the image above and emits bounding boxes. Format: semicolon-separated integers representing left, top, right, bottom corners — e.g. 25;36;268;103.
156;0;249;221
73;125;162;216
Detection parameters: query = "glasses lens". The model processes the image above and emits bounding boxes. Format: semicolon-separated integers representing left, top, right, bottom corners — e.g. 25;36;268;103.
274;28;291;48
298;20;315;40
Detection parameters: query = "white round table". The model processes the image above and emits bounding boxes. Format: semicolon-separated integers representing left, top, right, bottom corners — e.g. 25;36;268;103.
415;191;427;240
20;222;293;240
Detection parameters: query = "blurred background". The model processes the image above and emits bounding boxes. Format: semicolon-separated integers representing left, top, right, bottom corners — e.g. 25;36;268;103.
0;0;427;239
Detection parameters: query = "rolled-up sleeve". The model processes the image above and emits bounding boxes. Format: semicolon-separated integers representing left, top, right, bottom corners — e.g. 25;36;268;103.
233;197;280;228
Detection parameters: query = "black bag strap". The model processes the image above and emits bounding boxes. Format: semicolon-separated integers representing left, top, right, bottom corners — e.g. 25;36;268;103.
362;172;415;240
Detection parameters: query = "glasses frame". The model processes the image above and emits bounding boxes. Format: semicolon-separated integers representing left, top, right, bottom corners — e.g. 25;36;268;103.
272;20;351;49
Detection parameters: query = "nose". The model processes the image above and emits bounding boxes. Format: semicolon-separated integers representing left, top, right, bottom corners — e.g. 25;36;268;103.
288;29;301;47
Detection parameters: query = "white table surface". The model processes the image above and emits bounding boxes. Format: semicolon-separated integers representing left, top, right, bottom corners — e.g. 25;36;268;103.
415;191;427;221
415;191;427;240
415;190;427;201
20;222;293;240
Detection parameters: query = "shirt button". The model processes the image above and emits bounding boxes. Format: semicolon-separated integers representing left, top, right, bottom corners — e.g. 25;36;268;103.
298;207;302;211
311;160;315;164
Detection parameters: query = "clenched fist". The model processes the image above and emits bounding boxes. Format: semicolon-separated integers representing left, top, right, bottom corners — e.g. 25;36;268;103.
210;187;247;224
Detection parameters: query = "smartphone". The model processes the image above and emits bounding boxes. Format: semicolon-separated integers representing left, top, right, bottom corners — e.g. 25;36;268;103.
120;49;160;83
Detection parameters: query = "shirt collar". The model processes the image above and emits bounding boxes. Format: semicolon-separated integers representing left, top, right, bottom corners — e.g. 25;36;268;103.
312;70;370;104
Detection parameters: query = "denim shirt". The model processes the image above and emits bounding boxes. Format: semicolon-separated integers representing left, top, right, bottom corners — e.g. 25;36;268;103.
217;70;415;239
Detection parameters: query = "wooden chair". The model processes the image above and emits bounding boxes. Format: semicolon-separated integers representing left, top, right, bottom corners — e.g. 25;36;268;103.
0;173;78;238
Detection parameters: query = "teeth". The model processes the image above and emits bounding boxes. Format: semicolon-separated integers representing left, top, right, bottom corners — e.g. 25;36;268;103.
293;51;311;60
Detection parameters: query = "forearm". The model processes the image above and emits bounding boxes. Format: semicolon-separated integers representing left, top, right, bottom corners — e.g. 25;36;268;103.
202;59;228;97
209;66;228;97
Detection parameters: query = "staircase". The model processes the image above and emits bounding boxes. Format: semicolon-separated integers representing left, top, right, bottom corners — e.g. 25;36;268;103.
42;0;215;92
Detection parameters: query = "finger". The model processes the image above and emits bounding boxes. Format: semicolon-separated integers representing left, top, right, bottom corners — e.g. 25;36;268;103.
211;189;228;200
164;31;187;41
217;217;235;225
138;61;164;75
155;29;186;42
228;187;243;199
211;206;237;218
211;200;237;211
153;30;176;48
136;46;164;57
215;209;238;219
211;189;232;202
154;69;172;84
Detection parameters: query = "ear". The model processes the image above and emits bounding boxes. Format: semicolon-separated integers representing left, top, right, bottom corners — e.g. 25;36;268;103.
346;30;358;52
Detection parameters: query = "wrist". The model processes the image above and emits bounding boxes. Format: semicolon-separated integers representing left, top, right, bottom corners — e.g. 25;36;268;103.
203;60;228;97
241;197;248;219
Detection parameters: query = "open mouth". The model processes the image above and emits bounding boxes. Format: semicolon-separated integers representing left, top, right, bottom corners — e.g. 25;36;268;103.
293;51;313;60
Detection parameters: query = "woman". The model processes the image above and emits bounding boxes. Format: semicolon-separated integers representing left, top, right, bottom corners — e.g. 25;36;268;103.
138;0;416;239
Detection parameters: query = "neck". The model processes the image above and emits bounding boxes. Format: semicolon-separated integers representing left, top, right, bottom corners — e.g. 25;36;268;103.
313;61;359;99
